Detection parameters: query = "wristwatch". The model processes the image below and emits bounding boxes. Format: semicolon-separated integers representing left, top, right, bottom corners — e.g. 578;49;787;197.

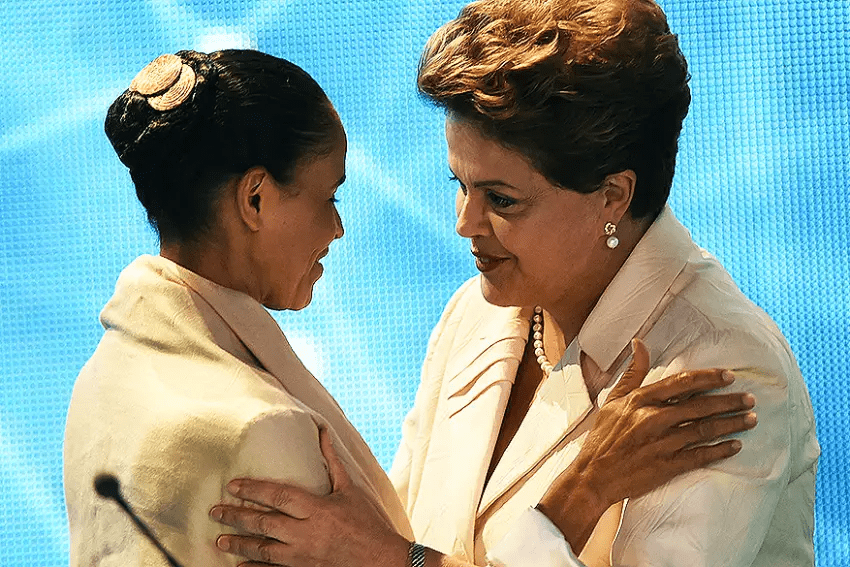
407;542;426;567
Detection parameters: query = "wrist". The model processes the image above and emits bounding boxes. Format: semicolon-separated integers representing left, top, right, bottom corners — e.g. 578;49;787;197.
372;534;412;567
536;461;609;553
407;541;426;567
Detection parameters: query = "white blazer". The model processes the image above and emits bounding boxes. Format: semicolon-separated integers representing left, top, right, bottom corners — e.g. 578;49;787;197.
64;255;412;567
390;208;819;567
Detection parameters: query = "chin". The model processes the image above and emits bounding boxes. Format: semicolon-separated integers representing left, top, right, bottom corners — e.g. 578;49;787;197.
289;286;316;311
262;291;313;312
288;299;312;311
479;277;532;308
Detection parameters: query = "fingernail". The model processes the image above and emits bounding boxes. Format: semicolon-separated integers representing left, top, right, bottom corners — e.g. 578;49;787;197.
731;440;742;452
209;506;223;520
722;370;734;384
744;412;758;427
742;393;756;408
217;536;231;551
226;480;242;495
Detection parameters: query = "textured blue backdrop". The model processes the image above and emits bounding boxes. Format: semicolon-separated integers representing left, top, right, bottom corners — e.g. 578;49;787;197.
0;0;847;565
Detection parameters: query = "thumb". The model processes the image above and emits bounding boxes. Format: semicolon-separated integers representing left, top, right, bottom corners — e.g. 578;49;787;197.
319;426;351;492
608;338;650;401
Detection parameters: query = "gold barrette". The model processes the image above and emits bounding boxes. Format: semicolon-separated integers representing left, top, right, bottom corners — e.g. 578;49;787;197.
129;54;197;111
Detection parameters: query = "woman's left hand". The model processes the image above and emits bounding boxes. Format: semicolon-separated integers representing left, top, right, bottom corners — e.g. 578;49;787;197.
209;428;409;567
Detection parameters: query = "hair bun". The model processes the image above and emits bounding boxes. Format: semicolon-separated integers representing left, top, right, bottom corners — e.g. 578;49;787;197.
129;54;182;95
129;53;198;111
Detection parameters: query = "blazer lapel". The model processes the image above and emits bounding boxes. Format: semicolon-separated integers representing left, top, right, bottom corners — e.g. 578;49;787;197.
166;261;342;420
412;304;528;560
478;340;594;515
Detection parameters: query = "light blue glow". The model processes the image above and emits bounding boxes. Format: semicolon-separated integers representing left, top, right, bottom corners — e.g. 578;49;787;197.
0;1;847;565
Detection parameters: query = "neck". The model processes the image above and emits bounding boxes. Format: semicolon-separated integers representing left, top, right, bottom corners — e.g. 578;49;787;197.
160;235;255;298
545;214;652;346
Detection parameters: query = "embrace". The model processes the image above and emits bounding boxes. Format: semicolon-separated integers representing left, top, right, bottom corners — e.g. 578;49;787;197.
64;1;818;566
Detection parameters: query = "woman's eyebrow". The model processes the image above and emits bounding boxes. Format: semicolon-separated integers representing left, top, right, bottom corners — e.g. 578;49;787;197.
449;168;517;190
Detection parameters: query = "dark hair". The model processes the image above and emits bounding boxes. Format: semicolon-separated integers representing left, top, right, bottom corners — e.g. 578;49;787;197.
418;0;690;219
105;49;341;242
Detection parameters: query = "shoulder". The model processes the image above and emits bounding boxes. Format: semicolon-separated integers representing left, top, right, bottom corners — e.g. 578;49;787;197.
439;276;485;321
657;248;797;379
423;276;481;356
424;276;526;367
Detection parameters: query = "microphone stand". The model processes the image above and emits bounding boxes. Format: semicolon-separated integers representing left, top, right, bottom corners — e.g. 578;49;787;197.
94;473;185;567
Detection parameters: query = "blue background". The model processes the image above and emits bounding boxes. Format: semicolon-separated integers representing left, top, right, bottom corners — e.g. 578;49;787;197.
0;0;847;565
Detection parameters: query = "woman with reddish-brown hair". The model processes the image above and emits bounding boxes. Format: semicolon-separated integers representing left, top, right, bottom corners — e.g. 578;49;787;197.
209;1;818;566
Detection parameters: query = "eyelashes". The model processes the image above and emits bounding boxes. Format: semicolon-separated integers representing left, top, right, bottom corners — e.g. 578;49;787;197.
449;174;467;196
450;173;518;209
487;193;517;208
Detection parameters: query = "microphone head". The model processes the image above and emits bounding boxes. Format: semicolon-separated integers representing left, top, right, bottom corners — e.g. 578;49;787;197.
94;473;122;500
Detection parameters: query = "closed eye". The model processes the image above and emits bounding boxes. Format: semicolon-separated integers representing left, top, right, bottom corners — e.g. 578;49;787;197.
486;191;517;209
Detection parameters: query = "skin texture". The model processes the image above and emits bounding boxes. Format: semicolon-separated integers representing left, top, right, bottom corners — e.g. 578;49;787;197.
161;124;346;311
209;340;757;567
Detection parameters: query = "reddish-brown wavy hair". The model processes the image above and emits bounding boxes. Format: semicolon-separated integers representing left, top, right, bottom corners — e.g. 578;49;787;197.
418;0;690;219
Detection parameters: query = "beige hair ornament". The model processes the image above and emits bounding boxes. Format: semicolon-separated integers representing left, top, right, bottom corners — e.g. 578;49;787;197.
129;54;197;111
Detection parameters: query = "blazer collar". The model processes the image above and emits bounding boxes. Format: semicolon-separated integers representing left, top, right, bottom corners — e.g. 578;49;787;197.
579;207;695;374
444;290;531;403
152;256;348;421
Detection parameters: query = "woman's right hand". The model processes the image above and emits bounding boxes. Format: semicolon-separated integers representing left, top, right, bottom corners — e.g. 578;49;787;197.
537;338;757;553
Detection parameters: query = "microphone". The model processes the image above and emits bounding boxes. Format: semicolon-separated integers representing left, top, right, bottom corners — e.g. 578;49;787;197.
93;473;185;567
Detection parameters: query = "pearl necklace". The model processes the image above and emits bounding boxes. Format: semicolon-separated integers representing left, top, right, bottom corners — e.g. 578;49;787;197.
532;306;554;376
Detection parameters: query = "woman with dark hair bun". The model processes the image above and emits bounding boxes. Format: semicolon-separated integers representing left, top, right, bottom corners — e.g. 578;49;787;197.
209;2;817;567
64;49;415;567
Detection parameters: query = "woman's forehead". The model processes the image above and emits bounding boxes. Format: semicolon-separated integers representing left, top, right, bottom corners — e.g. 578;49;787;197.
446;119;544;187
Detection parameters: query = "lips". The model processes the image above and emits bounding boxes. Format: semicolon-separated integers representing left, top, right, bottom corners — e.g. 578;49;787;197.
313;249;330;274
471;249;509;273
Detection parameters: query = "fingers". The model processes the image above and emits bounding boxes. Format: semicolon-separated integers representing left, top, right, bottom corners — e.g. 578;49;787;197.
645;439;744;490
676;439;745;469
215;533;291;565
640;368;735;405
671;411;758;449
211;505;297;542
319;426;350;492
224;479;313;520
655;392;756;428
608;339;650;401
632;415;755;493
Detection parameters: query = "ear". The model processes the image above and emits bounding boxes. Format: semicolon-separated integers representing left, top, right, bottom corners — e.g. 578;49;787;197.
600;169;637;223
234;167;272;232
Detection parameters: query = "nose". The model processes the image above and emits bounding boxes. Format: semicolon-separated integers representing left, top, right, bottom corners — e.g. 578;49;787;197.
455;188;488;238
333;206;344;240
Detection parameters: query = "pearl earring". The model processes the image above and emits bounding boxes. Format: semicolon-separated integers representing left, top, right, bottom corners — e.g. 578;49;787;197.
604;222;619;249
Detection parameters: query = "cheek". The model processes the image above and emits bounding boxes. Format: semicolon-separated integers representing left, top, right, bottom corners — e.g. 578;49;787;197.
491;219;530;256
